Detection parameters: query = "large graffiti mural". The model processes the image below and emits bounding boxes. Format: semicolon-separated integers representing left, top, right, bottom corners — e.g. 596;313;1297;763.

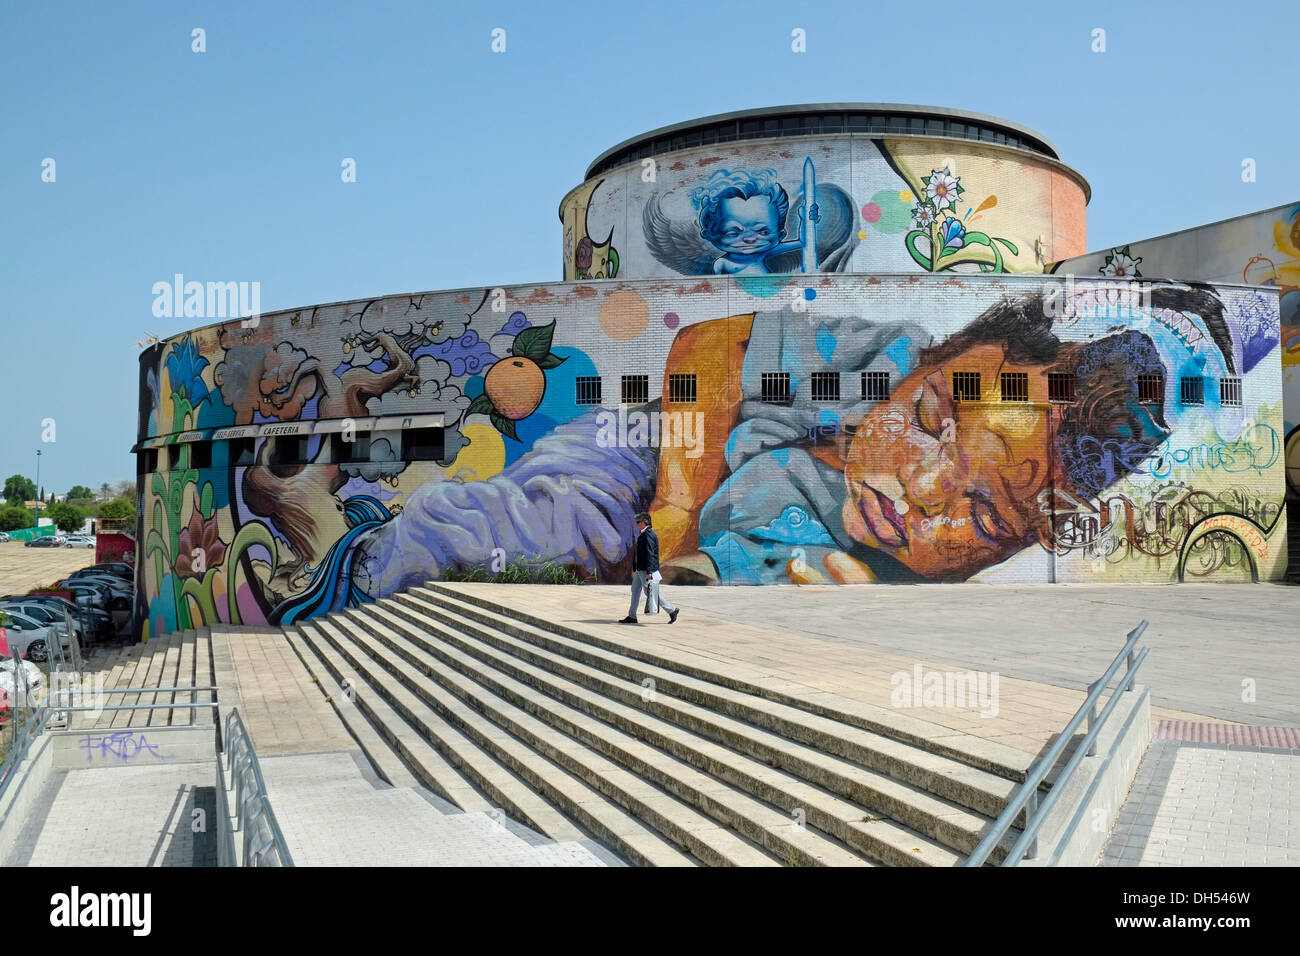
561;137;1087;280
136;273;1286;638
1054;201;1300;503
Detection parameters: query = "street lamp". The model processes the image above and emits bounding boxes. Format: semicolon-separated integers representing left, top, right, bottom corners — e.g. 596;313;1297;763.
33;448;42;529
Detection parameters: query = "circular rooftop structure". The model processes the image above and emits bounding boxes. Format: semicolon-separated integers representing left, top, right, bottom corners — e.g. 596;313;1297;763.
585;103;1063;180
560;103;1089;281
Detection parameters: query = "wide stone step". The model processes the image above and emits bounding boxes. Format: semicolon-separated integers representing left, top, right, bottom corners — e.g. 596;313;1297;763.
372;596;997;863
405;586;1020;824
421;583;1029;781
304;617;701;867
337;608;870;867
290;623;484;803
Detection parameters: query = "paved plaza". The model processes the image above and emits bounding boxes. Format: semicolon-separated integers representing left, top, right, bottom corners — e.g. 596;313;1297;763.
530;582;1299;727
1102;725;1300;867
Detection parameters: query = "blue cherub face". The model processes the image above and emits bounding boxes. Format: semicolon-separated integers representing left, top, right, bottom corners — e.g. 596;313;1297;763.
714;196;785;257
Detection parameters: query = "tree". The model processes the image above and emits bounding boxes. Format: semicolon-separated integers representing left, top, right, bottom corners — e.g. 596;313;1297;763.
113;480;136;500
99;498;137;521
67;485;94;501
46;502;85;533
3;475;36;505
0;506;34;531
99;482;111;500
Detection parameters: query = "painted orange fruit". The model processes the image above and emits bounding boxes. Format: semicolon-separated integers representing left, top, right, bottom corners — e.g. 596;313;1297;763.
484;356;545;420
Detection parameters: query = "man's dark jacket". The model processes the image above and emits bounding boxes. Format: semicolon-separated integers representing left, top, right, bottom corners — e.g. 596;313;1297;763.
634;528;660;574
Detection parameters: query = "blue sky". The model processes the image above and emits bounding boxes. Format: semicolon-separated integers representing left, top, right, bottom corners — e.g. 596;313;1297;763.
2;0;1295;495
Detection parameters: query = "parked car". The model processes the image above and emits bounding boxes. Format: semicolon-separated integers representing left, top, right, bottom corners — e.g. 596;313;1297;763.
1;600;90;644
57;577;129;611
63;535;95;548
84;562;133;580
0;532;10;543
0;659;46;719
24;537;62;548
0;608;71;662
5;593;114;640
47;582;111;612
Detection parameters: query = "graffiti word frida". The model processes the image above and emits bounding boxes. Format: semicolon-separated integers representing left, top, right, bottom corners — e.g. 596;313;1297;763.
151;273;261;324
890;665;1000;718
595;407;705;459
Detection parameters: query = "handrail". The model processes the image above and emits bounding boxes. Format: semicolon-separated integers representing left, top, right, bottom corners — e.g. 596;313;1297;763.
0;649;53;808
965;620;1149;867
221;708;293;867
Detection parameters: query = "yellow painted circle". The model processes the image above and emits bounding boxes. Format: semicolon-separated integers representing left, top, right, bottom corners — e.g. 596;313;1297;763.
598;289;650;340
899;190;913;204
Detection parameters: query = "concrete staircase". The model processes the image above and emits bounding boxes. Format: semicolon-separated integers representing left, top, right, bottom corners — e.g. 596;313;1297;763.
67;628;216;731
285;583;1033;867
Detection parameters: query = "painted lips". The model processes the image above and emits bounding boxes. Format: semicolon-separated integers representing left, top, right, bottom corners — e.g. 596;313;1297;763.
858;484;909;548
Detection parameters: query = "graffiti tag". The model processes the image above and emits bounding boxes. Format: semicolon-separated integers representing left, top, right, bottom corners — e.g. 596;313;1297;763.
79;732;164;763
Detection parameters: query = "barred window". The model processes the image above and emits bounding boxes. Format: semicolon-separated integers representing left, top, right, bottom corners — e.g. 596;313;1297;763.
1179;376;1203;405
810;372;840;403
1219;377;1242;407
621;374;649;405
668;373;697;404
1048;373;1076;403
761;372;792;404
575;376;602;405
861;371;890;401
952;371;981;402
1000;372;1029;403
1137;374;1164;404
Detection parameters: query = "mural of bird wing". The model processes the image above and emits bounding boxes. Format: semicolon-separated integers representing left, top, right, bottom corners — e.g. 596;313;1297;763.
766;183;860;275
642;191;719;276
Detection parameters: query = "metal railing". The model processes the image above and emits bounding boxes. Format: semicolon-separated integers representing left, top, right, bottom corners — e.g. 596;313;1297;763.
0;649;52;808
965;620;1149;867
219;708;292;867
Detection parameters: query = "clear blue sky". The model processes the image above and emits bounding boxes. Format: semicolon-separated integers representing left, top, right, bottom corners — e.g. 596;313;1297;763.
2;0;1295;497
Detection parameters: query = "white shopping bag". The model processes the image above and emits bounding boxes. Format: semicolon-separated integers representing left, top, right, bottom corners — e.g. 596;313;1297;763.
644;574;661;614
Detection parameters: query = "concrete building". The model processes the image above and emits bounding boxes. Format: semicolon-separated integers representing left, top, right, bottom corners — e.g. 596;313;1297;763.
133;105;1293;638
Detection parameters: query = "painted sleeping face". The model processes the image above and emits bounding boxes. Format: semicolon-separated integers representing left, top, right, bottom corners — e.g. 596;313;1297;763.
713;196;784;257
842;344;1054;580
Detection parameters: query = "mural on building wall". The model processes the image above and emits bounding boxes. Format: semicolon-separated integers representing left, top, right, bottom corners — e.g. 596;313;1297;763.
564;138;1084;280
138;275;1285;638
1054;202;1300;501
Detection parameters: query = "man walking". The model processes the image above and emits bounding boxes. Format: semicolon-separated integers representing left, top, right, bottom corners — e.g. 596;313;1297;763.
619;512;678;625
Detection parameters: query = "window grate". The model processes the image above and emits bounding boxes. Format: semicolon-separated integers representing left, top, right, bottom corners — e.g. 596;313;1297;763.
621;374;649;405
1179;377;1203;405
1048;372;1076;403
952;371;981;402
1137;374;1164;404
575;376;602;406
1219;377;1242;407
668;373;697;404
1000;372;1029;403
861;371;890;402
761;372;792;405
810;372;840;403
